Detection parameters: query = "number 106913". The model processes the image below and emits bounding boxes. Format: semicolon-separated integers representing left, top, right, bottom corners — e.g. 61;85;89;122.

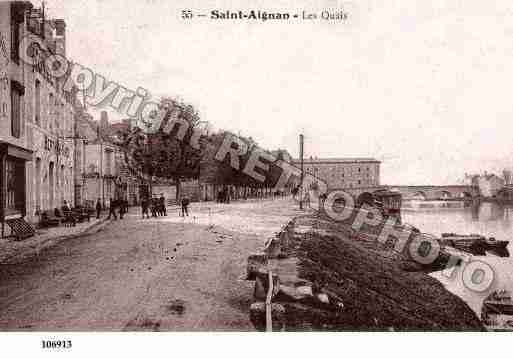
42;340;72;349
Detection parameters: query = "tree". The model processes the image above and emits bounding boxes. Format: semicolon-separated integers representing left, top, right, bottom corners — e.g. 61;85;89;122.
117;98;207;201
200;131;282;199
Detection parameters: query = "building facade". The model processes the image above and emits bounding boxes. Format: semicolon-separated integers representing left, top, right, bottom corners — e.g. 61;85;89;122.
292;158;381;189
1;2;33;234
476;174;504;198
1;1;75;233
75;110;142;208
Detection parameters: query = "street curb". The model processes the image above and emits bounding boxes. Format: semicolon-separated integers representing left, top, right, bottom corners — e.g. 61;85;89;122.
0;218;112;265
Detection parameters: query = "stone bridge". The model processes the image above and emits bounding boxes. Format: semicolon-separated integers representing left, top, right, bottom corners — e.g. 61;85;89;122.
338;186;384;198
329;185;479;200
385;185;479;200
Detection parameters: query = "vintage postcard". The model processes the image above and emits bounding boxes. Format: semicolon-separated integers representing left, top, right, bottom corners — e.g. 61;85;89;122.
0;0;510;357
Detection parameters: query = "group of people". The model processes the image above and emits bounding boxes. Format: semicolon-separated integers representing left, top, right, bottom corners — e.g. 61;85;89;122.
55;200;76;226
140;195;167;219
140;194;190;218
216;187;231;203
95;197;129;220
93;194;192;220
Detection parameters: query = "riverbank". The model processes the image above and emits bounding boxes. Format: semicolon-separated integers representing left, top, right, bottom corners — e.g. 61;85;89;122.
248;211;484;331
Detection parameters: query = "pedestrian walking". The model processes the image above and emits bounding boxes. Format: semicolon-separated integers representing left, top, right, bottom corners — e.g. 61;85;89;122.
119;198;124;219
96;198;102;219
107;197;117;220
149;197;155;217
159;194;167;216
121;199;127;218
141;197;150;219
228;187;233;203
123;199;129;216
181;195;190;217
156;196;162;216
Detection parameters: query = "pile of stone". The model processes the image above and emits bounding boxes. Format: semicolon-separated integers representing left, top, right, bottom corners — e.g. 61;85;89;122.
246;215;484;331
247;221;348;331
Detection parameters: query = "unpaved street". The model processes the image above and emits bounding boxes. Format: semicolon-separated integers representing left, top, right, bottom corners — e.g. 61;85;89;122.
0;198;300;331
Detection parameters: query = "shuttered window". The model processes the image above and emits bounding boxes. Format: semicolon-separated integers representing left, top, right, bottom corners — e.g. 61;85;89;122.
35;80;41;126
11;84;22;138
10;18;19;63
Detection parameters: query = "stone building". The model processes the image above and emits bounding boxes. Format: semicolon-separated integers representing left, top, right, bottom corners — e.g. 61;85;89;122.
292;158;381;189
1;1;75;233
75;110;141;208
476;174;504;198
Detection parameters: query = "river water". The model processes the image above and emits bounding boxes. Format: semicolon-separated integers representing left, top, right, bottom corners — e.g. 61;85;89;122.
402;201;513;317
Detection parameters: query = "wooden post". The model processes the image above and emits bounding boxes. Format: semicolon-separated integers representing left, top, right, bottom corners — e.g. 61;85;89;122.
266;270;274;332
299;134;304;210
0;153;5;238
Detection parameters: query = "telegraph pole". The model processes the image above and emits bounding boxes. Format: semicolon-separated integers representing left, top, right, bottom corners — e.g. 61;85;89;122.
299;134;304;210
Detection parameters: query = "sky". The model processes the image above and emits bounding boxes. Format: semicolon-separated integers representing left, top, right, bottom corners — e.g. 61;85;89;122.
37;0;513;185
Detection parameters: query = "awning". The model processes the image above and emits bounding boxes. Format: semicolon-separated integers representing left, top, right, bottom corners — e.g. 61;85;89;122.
0;142;33;161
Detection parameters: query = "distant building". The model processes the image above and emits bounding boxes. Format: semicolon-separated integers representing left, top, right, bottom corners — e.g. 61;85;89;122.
496;185;513;202
476;174;504;197
292;158;381;189
463;173;477;186
74;110;141;207
503;169;512;185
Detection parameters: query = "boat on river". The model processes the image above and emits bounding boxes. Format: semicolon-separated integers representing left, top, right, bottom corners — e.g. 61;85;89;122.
484;236;509;248
482;290;513;331
440;233;509;256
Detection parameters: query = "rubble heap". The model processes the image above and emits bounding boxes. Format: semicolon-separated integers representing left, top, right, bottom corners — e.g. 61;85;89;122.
247;214;484;331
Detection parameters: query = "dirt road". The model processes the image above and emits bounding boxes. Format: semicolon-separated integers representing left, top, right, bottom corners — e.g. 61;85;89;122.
0;198;300;331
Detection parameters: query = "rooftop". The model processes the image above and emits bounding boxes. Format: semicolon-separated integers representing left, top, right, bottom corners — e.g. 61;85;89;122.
292;157;380;164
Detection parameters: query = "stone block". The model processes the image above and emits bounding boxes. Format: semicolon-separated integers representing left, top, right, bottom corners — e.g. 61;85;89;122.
249;302;285;331
246;252;268;280
253;270;280;301
264;237;282;258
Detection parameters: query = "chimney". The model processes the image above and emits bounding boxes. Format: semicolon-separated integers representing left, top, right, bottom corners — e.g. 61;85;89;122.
100;111;109;136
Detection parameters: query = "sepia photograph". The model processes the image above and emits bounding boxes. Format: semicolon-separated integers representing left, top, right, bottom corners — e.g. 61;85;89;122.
0;0;511;356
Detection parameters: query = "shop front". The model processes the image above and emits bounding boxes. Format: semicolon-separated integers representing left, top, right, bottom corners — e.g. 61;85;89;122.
0;141;32;238
28;132;75;224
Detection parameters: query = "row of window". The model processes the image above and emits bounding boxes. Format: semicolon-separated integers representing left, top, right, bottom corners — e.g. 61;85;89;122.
305;170;376;179
84;148;115;176
34;79;72;134
10;78;73;139
304;166;377;174
9;12;73;139
344;179;377;186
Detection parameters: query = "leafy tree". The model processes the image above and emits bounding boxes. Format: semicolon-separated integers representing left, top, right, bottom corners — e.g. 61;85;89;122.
117;98;207;201
200;131;282;198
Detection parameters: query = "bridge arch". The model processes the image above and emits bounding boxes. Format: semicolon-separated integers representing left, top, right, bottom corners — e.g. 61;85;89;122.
412;191;427;200
439;190;452;199
460;191;472;199
391;185;477;200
